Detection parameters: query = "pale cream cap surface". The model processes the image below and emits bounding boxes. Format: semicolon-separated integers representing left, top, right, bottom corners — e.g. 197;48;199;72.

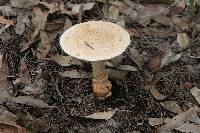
60;21;130;61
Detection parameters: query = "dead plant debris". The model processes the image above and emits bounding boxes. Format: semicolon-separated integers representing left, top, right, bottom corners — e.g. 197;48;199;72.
0;0;200;132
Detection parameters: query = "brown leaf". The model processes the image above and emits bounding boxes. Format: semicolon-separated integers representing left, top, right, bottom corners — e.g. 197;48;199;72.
0;54;3;70
0;120;26;133
142;27;175;38
107;69;127;80
50;55;82;67
108;5;119;20
45;17;66;32
177;33;189;49
20;84;44;95
180;82;193;89
158;106;198;132
0;87;12;104
83;109;117;120
109;1;129;12
12;96;52;108
102;5;109;19
0;16;15;25
137;4;169;26
0;55;9;85
146;51;164;72
190;87;200;105
160;51;182;68
32;6;48;30
144;84;168;100
37;31;50;59
175;123;200;133
0;106;17;122
117;65;138;72
147;47;182;72
0;5;17;16
171;16;189;31
39;1;63;13
121;7;137;20
169;0;186;16
129;47;144;68
60;70;92;79
111;55;124;66
63;17;72;31
148;118;171;126
10;0;39;8
152;15;171;26
116;19;125;28
160;101;182;113
69;3;94;15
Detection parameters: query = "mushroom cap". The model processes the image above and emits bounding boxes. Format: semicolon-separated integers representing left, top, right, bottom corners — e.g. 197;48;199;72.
60;21;130;61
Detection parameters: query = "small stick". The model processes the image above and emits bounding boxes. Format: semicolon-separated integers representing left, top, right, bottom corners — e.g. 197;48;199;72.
84;41;95;50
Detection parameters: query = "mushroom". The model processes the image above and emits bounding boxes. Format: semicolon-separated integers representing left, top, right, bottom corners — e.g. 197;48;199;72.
60;21;130;99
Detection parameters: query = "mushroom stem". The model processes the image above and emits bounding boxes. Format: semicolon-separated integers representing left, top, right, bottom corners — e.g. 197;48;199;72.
91;61;112;99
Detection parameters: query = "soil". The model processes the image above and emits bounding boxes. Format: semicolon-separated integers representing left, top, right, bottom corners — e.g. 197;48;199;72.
0;0;200;133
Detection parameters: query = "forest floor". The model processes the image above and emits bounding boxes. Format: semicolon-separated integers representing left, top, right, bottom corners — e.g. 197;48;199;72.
0;0;200;133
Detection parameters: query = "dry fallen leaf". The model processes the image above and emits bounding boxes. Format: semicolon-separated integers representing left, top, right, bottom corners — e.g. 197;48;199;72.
45;17;66;32
152;15;170;26
0;120;26;133
0;84;50;108
12;96;52;108
177;33;189;49
109;1;129;12
116;19;125;28
188;111;200;124
175;123;200;133
129;47;144;68
117;65;138;72
148;118;171;126
180;82;193;89
111;55;124;66
190;86;200;104
0;55;9;85
102;5;109;18
32;6;48;30
121;7;137;20
69;3;94;15
19;84;44;95
39;1;63;13
143;27;174;38
146;51;164;72
0;5;17;16
0;54;3;70
10;0;39;8
37;31;50;59
137;4;169;26
107;69;128;80
0;87;12;105
147;47;182;72
144;84;167;100
158;106;198;132
63;17;72;31
50;55;82;67
0;16;15;25
160;101;182;114
171;16;189;31
83;109;117;120
0;107;16;122
160;51;182;68
60;70;92;79
108;5;119;20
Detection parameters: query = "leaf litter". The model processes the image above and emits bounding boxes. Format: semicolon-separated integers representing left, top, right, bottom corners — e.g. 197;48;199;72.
0;0;200;132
